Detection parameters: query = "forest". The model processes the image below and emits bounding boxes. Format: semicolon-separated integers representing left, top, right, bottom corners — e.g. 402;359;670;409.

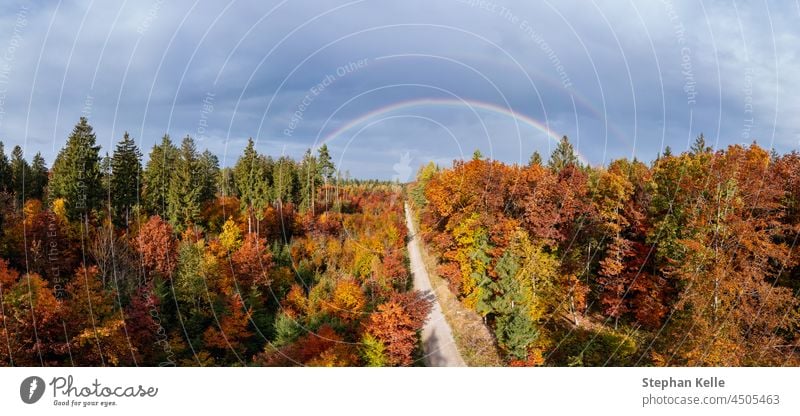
410;135;800;366
0;117;429;366
1;116;798;366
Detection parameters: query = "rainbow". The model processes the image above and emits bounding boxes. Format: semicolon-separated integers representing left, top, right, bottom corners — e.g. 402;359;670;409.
312;98;589;165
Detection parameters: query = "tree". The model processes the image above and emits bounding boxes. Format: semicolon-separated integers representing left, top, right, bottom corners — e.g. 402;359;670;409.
364;299;418;366
167;136;201;230
317;144;335;180
472;149;484;160
298;148;321;213
64;266;134;365
548;135;579;172
49;117;103;220
272;156;297;205
690;133;711;154
143;135;178;216
662;145;673;158
9;145;30;205
29;152;48;201
197;149;219;204
111;132;142;226
528;151;542;166
233;138;270;233
0;268;64;365
0;141;10;193
136;215;178;279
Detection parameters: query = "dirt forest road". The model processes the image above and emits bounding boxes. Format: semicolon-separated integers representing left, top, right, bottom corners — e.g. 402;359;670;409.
405;203;466;367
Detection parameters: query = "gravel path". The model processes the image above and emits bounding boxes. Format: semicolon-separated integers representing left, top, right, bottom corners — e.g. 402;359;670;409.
405;203;466;367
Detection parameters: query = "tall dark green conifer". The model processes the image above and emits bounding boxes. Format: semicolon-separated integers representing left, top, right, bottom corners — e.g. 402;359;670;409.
143;135;178;216
29;152;48;201
10;145;30;205
233;138;272;232
167;135;201;230
49;117;103;220
111;132;142;226
0;142;10;193
198;149;220;205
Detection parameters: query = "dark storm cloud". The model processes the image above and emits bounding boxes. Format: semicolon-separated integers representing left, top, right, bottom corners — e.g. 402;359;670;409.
0;0;797;178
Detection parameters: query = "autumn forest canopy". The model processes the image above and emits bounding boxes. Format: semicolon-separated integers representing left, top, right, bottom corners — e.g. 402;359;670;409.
0;117;799;366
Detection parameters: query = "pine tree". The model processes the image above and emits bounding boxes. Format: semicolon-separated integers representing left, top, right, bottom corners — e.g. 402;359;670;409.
49;117;103;220
528;151;542;166
167;136;201;230
143;135;178;216
110;132;142;226
548;135;579;172
29;152;48;201
10;145;31;205
0;142;10;193
662;145;673;158
472;149;484;160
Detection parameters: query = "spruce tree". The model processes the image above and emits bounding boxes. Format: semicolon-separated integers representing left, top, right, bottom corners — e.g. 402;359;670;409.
10;145;30;205
0;142;10;193
49;117;103;220
143;135;178;216
197;149;219;204
29;152;48;201
111;132;142;226
548;135;579;172
167;135;201;230
662;145;673;158
233;138;268;233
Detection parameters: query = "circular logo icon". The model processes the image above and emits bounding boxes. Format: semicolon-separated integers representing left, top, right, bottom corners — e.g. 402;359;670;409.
20;376;45;404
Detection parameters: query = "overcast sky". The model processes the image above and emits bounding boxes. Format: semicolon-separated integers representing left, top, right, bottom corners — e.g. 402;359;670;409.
0;0;797;179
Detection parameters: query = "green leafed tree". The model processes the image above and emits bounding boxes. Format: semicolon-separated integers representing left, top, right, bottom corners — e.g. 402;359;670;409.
111;132;142;226
49;117;103;220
